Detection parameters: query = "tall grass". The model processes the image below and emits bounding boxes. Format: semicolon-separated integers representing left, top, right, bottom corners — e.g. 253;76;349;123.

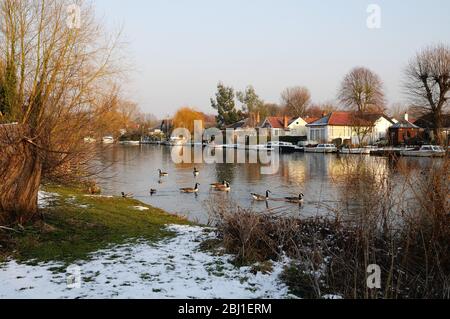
207;156;450;299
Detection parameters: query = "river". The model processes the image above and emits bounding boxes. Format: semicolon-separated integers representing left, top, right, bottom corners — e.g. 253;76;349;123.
96;145;436;224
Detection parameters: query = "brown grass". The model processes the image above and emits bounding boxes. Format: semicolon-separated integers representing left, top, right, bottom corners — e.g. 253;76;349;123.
207;156;450;299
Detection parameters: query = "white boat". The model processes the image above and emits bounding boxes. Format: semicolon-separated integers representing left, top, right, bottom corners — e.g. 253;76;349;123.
340;148;371;155
305;144;337;153
400;145;446;158
267;141;296;153
102;136;114;144
119;140;140;145
83;137;96;144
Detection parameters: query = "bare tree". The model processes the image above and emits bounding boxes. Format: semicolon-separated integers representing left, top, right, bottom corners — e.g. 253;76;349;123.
281;86;311;117
404;44;450;144
338;67;385;113
0;0;123;224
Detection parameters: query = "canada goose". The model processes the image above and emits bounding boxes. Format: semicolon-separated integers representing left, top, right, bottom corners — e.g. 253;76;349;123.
193;167;200;177
210;181;227;189
251;190;271;201
285;193;304;204
214;182;231;192
150;189;157;196
180;183;200;193
121;192;133;198
158;169;169;177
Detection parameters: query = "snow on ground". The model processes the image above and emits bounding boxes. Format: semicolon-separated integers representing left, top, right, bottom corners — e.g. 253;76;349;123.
132;206;150;211
0;225;290;299
37;191;59;209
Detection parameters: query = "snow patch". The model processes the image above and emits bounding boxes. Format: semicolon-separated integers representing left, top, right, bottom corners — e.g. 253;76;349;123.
132;206;149;211
38;191;59;209
0;225;290;299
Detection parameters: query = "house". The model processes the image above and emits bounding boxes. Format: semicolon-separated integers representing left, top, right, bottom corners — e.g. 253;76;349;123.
414;113;450;144
388;114;423;146
259;116;319;137
306;111;395;145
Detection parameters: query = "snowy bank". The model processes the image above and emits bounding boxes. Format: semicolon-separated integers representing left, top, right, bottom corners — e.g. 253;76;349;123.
0;225;290;299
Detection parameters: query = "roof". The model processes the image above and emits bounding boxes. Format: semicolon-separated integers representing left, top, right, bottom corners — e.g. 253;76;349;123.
414;114;450;129
307;112;393;127
262;117;293;129
226;118;254;129
303;117;320;124
390;120;420;129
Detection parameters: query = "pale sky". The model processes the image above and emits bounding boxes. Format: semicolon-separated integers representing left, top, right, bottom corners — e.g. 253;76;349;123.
94;0;450;117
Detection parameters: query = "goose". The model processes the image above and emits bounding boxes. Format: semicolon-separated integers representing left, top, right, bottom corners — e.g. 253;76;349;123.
285;193;304;204
121;192;134;198
251;190;271;201
193;167;200;177
180;183;200;194
210;181;227;189
214;181;231;192
158;169;169;177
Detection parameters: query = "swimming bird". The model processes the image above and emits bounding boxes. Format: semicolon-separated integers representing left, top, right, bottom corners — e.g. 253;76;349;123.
210;181;227;189
121;192;134;198
158;169;169;177
180;183;200;194
285;193;304;204
193;167;200;177
251;190;271;201
214;181;231;192
150;189;157;196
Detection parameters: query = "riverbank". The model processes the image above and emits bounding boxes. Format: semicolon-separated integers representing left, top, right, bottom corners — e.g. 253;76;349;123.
0;185;190;264
0;185;291;299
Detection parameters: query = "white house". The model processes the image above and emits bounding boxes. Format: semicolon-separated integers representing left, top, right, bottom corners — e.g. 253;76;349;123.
260;116;319;137
306;112;395;145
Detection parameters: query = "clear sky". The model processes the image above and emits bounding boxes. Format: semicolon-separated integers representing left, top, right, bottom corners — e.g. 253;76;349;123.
94;0;450;117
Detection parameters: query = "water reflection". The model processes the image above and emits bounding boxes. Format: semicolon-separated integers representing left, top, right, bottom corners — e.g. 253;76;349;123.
96;145;437;224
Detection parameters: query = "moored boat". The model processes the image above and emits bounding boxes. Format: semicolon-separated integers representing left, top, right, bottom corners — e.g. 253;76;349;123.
306;144;337;153
340;148;371;155
400;145;446;158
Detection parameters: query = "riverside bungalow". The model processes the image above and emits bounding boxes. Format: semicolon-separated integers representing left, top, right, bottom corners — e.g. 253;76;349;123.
388;114;423;146
259;116;319;137
306;112;394;145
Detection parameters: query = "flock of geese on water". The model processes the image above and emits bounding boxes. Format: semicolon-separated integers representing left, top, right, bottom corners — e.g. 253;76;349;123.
122;168;305;205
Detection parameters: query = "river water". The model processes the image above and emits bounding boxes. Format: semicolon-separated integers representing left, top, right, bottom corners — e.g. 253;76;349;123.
96;145;436;224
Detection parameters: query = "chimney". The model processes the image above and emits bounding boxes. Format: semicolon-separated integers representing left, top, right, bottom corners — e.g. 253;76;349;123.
404;113;409;122
284;115;289;129
256;112;260;125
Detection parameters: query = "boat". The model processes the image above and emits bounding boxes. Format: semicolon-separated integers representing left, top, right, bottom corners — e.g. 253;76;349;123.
267;141;297;153
340;148;371;155
400;145;446;158
83;137;96;144
305;144;337;153
119;140;140;145
102;136;114;144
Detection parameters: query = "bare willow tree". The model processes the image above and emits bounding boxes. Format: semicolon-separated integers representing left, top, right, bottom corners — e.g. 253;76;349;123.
0;0;123;224
281;86;311;118
404;44;450;144
338;67;385;113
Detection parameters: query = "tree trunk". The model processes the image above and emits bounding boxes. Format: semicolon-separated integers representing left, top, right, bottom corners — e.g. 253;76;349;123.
433;112;443;145
0;124;42;225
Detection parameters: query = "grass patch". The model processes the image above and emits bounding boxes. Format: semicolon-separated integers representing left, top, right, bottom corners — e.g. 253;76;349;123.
1;185;190;265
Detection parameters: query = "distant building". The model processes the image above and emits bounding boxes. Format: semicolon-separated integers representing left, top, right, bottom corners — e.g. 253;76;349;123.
414;113;450;144
260;116;319;137
306;112;394;145
388;114;423;146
